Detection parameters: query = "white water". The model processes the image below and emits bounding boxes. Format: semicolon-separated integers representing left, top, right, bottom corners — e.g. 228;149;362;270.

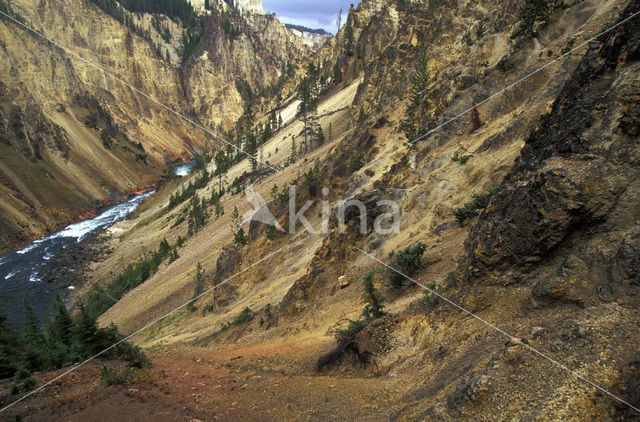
0;190;155;329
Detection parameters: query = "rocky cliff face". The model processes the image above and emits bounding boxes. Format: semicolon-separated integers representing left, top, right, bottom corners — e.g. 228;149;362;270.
0;0;210;251
0;0;308;251
183;7;309;131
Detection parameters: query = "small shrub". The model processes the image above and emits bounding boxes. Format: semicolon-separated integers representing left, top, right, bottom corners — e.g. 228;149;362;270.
99;365;140;387
420;281;438;306
233;307;254;325
361;271;385;321
347;153;364;174
10;367;36;394
462;31;473;45
451;151;471;164
561;37;576;54
100;365;125;387
475;22;486;39
453;187;498;225
387;242;427;289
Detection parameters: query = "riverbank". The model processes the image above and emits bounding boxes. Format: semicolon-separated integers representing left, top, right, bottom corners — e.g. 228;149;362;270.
0;191;155;329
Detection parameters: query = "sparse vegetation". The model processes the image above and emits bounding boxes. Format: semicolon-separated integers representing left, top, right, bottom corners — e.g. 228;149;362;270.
451;150;471;165
361;271;386;320
387;242;427;289
453;187;498;225
347;152;364;174
317;272;386;371
84;238;176;318
402;50;430;139
475;21;486;39
420;281;439;307
231;206;247;245
220;306;254;331
512;0;555;38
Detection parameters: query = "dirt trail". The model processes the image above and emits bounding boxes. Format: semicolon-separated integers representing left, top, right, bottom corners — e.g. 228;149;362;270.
0;343;402;421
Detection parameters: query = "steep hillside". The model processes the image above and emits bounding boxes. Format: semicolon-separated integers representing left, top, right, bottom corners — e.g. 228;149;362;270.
182;3;310;130
0;0;310;252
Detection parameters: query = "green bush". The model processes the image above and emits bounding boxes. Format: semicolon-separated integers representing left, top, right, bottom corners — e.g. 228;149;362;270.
387;242;427;289
100;365;140;387
233;307;254;325
453;187;498;225
100;365;124;387
220;307;254;331
347;153;364;174
451;151;471;165
420;281;438;306
10;367;36;395
361;271;385;321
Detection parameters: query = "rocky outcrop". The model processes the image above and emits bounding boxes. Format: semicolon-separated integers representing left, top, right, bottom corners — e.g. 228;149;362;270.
460;1;640;296
183;9;309;130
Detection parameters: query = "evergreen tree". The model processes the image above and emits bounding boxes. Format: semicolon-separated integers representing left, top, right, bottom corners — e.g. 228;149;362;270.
21;300;47;371
231;206;247;245
344;9;355;57
43;294;75;367
290;137;297;164
513;0;553;38
296;76;319;154
188;195;209;234
387;243;427;289
333;62;343;85
72;303;99;357
245;130;258;172
0;311;20;378
403;50;430;139
361;271;385;321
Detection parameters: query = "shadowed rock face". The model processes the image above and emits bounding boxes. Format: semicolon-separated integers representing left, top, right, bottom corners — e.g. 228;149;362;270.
460;0;640;291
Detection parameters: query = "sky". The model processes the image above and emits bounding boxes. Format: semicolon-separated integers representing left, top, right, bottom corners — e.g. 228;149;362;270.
262;0;361;34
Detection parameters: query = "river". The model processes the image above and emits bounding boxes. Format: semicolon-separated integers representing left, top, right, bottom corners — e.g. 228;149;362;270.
0;190;155;330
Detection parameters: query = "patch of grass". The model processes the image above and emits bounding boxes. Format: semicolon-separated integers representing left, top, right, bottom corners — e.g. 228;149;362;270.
143;312;183;341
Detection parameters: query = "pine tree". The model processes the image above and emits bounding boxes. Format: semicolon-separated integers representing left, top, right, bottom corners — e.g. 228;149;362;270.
231;206;247;245
344;9;354;57
47;294;73;347
21;300;48;371
290;137;297;164
333;62;343;85
0;312;20;378
296;76;319;154
403;51;430;139
244;130;258;172
72;303;99;356
361;271;385;321
513;0;553;38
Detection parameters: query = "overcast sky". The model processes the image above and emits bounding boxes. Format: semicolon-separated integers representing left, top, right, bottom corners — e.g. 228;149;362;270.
262;0;361;34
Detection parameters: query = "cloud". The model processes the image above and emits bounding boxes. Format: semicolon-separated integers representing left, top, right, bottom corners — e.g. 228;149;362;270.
262;0;360;33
